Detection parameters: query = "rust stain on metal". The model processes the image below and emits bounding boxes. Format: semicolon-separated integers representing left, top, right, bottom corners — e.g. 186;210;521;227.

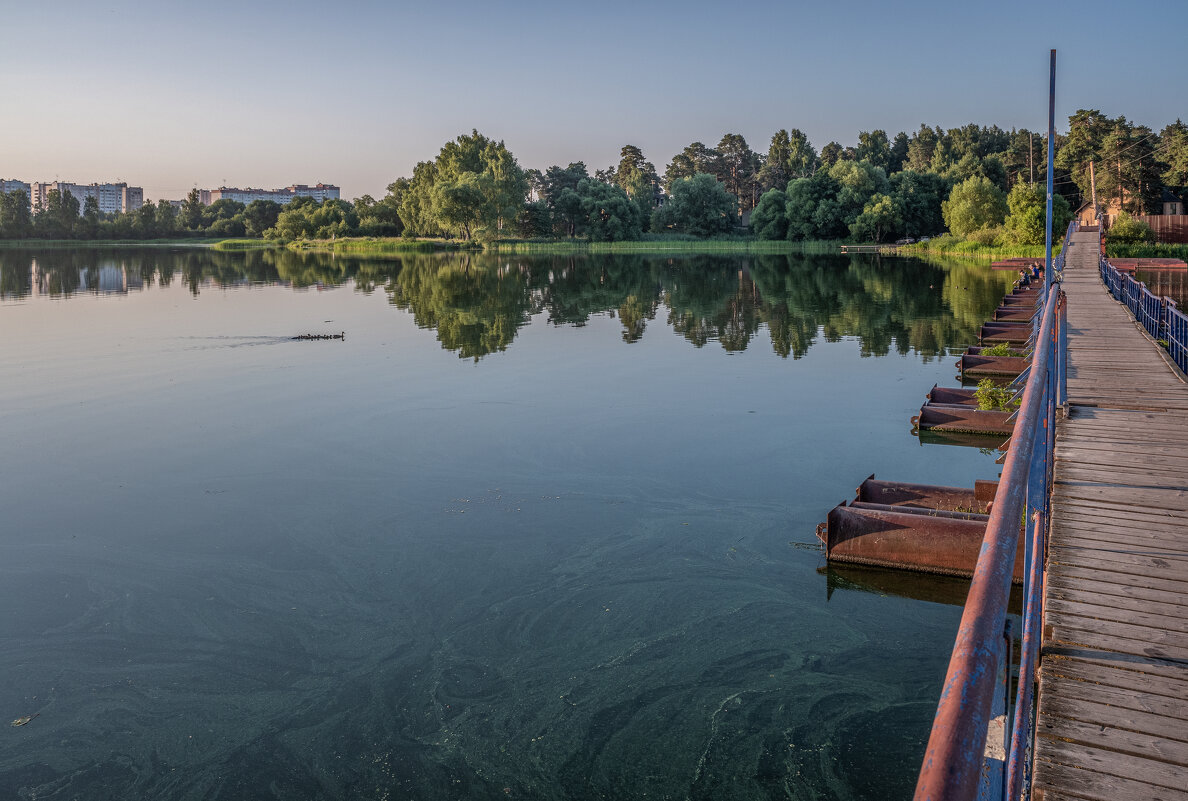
817;502;1025;583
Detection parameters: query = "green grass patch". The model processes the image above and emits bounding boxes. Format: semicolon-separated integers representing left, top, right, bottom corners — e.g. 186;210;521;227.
211;238;280;251
485;236;840;255
0;237;218;248
899;233;1058;260
284;237;474;254
1105;242;1188;260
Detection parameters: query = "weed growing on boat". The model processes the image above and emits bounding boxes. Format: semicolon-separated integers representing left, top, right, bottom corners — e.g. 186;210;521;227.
975;378;1015;411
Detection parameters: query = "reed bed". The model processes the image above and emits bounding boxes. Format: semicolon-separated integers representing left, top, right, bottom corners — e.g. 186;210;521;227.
898;235;1058;260
485;239;840;255
284;237;472;254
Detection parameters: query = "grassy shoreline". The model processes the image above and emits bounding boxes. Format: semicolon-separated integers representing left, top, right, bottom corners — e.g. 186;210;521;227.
234;236;848;256
1;233;1078;260
3;235;831;255
281;237;470;254
484;239;840;255
0;237;225;249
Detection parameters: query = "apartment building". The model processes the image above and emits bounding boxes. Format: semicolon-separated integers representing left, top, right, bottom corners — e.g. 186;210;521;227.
1;179;32;199
28;181;144;215
207;183;340;205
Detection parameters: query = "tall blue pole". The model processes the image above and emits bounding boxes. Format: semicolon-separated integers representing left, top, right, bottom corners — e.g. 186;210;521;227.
1045;49;1056;295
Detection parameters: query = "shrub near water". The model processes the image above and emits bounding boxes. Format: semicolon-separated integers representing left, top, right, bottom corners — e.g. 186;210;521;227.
1106;213;1156;245
975;378;1016;411
1004;182;1073;246
942;176;1007;239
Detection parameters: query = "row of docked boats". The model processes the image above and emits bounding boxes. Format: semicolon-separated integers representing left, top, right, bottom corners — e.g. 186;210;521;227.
815;272;1045;580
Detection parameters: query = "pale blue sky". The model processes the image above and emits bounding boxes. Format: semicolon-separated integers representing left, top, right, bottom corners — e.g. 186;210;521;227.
1;0;1184;202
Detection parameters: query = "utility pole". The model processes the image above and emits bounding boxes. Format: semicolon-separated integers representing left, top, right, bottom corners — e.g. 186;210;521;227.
1030;132;1034;184
1118;158;1124;214
1089;160;1097;215
1045;49;1056;294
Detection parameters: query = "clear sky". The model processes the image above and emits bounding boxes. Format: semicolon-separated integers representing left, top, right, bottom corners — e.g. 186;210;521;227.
2;0;1185;203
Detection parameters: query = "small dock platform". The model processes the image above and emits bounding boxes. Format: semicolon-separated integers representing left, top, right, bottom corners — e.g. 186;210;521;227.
1033;230;1188;799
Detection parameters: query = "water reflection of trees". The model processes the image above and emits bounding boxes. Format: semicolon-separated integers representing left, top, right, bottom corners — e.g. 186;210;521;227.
0;248;1014;361
389;255;538;360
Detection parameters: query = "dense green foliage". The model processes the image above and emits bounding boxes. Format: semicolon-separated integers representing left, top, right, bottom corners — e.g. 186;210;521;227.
396;130;529;241
575;179;644;241
0;191;33;238
651;174;736;237
889;171;949;239
850;193;899;243
2;110;1183;246
1003;183;1073;245
1056;110;1164;215
270;197;358;240
749;189;788;240
942;177;1008;238
1106;213;1155;245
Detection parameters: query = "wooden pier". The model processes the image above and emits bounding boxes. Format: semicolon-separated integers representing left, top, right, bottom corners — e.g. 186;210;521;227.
1033;229;1188;799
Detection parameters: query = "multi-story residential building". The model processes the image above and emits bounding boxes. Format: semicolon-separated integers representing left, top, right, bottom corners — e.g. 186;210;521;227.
121;185;143;213
285;183;340;202
0;179;32;199
207;183;340;206
28;181;144;215
13;178;338;214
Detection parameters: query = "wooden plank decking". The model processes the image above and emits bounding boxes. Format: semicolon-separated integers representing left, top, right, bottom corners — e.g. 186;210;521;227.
1033;229;1188;801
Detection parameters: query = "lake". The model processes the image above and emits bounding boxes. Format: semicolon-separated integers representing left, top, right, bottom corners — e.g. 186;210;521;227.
0;247;1015;800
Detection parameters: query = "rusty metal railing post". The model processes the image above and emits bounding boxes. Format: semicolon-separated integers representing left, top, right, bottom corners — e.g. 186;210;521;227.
1057;292;1067;411
913;286;1060;801
1006;504;1047;800
1005;310;1057;799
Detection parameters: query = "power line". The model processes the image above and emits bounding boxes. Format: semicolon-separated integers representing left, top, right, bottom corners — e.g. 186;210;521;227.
1105;130;1158;160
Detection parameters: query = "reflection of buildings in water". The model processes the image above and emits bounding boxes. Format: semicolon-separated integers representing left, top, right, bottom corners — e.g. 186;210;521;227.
91;266;126;294
31;258;135;297
20;256;292;298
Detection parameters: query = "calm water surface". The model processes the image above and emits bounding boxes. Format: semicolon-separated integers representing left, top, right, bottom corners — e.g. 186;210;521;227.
1134;267;1188;307
0;249;1014;800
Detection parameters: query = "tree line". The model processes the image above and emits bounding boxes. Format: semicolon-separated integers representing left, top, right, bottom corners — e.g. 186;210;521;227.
1;111;1183;244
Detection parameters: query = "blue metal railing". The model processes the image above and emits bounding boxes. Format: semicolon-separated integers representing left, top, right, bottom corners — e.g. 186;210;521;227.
1099;257;1188;374
1170;304;1188;374
914;217;1075;801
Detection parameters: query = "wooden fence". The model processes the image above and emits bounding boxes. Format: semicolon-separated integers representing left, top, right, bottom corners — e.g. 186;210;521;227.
1137;214;1188;243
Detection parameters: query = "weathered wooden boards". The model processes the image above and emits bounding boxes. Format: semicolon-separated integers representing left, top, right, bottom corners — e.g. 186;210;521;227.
1033;231;1188;801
